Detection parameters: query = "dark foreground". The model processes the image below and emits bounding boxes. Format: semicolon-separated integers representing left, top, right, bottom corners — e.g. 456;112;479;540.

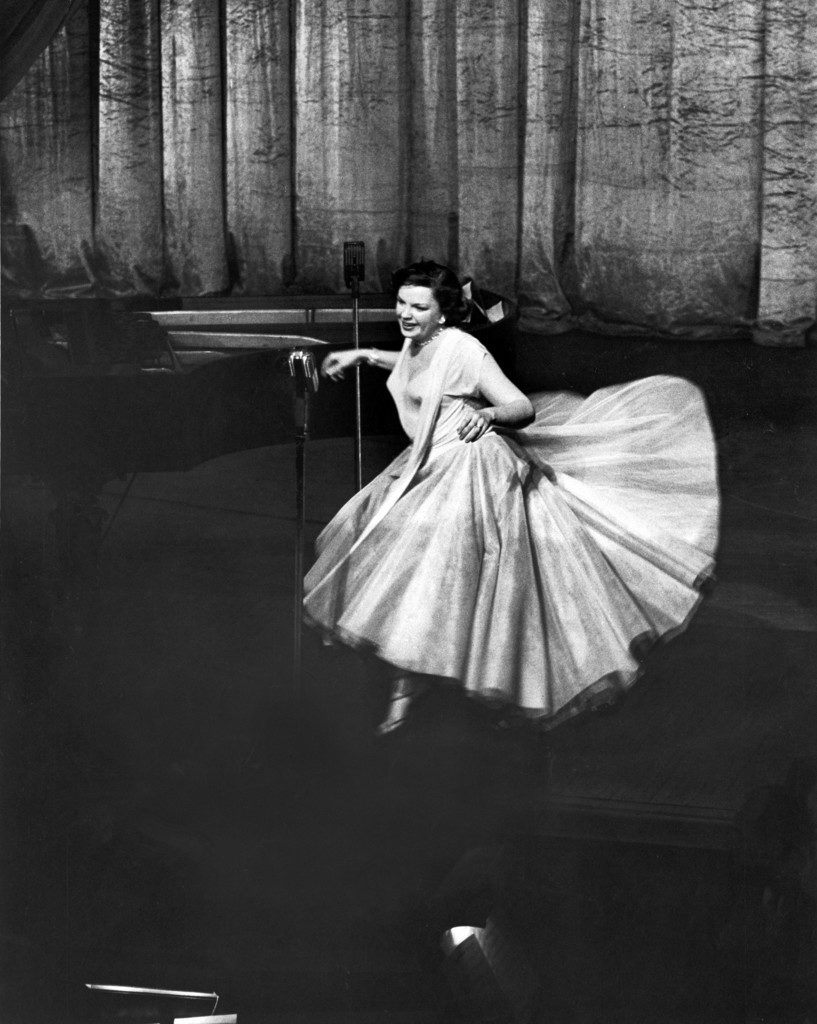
2;329;816;1023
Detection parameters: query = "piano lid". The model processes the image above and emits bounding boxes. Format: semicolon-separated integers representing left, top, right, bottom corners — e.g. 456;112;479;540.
165;331;330;351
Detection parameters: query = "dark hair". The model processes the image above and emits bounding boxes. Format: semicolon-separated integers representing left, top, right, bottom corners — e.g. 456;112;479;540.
392;259;468;325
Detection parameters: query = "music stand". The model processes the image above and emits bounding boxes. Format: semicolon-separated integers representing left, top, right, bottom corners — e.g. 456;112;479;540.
84;982;222;1023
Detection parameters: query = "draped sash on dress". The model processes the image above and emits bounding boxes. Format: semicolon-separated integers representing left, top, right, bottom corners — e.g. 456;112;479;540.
305;329;461;601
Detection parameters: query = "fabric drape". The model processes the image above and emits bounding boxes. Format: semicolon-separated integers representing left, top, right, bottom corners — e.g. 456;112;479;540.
1;0;815;343
0;1;92;294
225;0;292;294
0;0;78;99
755;0;817;346
294;0;408;292
567;0;766;336
454;0;521;300
407;0;457;271
161;0;226;294
95;0;164;292
517;0;577;322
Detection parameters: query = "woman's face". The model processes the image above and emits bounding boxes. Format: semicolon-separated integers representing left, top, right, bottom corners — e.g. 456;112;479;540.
395;285;444;345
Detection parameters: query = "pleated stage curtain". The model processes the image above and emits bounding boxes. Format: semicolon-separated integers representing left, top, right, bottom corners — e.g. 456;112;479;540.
294;0;408;292
1;0;815;343
94;0;163;292
0;0;78;99
225;0;292;294
0;1;93;293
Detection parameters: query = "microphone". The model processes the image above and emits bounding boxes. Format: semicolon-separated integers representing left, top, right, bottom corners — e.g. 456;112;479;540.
343;241;365;294
289;349;318;439
288;349;319;394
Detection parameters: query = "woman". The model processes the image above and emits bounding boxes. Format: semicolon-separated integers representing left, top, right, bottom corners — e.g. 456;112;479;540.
304;261;719;735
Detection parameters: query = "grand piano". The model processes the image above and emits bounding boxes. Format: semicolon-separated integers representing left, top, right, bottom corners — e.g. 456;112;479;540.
1;286;517;597
1;288;517;482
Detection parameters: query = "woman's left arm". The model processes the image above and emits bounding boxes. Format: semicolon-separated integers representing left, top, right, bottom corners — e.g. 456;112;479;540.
455;353;535;443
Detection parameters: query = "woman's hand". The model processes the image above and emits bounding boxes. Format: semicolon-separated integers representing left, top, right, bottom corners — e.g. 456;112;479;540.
455;405;494;443
321;350;359;381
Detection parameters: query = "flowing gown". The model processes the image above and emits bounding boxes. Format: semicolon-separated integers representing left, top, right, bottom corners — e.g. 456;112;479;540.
304;327;719;726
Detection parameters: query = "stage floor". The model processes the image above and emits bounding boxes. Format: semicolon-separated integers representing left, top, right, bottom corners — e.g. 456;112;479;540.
2;327;816;1022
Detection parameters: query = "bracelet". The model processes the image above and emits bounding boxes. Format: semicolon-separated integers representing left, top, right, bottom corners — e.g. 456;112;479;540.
367;348;378;367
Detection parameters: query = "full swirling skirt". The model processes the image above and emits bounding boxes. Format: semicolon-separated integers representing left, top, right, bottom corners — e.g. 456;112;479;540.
303;375;719;726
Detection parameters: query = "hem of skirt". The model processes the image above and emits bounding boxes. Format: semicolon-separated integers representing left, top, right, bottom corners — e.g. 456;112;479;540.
303;612;382;659
304;609;639;730
304;600;699;733
476;670;636;732
488;571;716;730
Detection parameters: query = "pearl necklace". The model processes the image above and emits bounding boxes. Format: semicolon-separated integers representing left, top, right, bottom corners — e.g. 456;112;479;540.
412;325;444;350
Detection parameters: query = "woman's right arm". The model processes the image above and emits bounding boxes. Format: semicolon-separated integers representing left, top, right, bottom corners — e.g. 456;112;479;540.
321;348;399;381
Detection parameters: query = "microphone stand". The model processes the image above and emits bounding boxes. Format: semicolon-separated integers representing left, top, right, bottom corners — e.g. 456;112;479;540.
289;349;318;693
343;240;365;493
351;272;363;493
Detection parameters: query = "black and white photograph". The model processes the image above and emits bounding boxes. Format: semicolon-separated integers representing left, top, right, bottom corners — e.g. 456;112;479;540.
1;2;816;1022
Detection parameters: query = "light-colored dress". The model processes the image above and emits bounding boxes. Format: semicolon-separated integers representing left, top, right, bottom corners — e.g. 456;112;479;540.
304;327;719;726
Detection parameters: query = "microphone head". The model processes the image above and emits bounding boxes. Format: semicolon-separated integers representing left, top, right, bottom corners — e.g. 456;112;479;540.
343;241;365;288
288;350;320;393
